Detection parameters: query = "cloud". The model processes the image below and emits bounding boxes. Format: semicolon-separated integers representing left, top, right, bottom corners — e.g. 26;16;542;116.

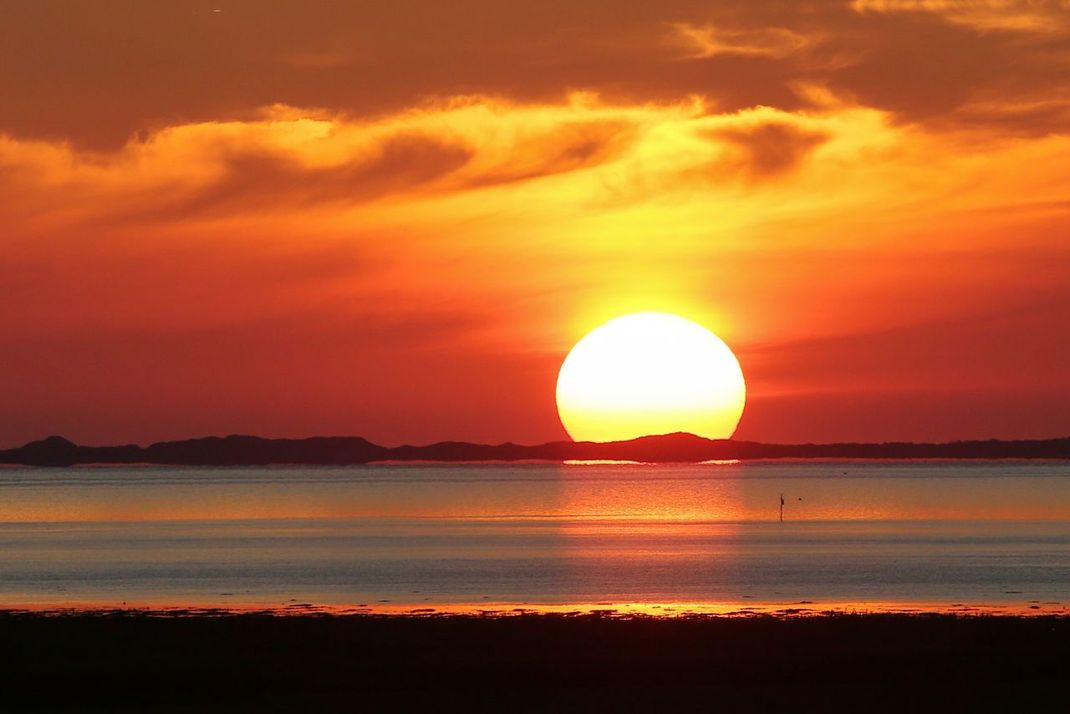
0;100;648;229
138;132;475;220
4;1;1070;146
669;23;815;59
851;0;1070;33
709;121;829;178
951;89;1070;133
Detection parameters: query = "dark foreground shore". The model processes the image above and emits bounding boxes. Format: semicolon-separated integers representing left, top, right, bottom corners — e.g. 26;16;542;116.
2;612;1066;712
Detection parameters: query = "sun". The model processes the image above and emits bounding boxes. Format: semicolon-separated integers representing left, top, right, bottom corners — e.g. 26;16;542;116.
555;312;746;442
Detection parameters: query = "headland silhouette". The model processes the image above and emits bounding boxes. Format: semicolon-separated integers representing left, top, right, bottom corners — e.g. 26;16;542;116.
3;432;1068;467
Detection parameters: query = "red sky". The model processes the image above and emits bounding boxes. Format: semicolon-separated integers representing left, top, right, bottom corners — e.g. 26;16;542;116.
2;1;1070;447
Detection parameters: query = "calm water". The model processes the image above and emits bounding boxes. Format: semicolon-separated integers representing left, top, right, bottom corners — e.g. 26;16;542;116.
1;461;1069;613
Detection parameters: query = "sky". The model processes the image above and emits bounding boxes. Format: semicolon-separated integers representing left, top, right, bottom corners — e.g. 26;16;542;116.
2;0;1070;447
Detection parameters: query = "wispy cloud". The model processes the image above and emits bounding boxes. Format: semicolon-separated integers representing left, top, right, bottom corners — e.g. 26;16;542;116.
851;0;1070;33
669;23;816;59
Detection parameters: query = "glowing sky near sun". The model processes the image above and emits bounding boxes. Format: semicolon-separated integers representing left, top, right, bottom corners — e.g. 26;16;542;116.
2;1;1069;446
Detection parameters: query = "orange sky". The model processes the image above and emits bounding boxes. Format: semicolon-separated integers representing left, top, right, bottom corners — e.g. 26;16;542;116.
2;1;1070;447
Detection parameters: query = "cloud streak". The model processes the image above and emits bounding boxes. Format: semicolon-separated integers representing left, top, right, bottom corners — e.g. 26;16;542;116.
669;23;815;59
851;0;1070;33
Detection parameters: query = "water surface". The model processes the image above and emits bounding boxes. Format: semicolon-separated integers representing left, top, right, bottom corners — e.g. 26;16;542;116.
1;461;1068;613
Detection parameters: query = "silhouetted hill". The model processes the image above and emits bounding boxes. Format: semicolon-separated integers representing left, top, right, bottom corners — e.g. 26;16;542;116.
2;432;1069;466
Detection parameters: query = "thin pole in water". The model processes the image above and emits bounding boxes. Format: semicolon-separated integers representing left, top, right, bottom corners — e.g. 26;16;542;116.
779;493;785;523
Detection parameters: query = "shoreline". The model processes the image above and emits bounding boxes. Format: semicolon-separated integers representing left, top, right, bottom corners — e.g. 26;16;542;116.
4;598;1068;618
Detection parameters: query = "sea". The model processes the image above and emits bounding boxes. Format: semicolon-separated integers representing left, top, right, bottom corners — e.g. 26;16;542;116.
1;461;1068;615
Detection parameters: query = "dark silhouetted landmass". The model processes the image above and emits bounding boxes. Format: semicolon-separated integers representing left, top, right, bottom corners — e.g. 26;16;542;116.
2;432;1069;466
0;611;1067;711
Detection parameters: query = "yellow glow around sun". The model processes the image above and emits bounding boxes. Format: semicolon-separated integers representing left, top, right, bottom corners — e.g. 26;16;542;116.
556;312;746;442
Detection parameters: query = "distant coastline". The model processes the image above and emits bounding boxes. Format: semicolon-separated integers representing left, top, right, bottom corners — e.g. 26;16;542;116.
2;432;1069;467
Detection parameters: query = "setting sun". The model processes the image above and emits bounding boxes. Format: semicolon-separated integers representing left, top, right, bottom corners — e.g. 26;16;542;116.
555;312;746;442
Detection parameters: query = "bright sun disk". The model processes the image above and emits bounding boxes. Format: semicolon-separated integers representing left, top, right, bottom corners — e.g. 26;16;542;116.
555;312;746;442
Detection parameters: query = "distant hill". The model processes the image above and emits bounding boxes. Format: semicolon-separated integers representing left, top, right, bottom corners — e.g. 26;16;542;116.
2;432;1069;467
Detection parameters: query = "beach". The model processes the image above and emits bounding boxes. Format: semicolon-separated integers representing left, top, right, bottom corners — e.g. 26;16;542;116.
2;610;1067;711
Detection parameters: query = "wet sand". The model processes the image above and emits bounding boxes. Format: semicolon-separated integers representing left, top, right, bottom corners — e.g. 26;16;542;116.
1;611;1066;712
